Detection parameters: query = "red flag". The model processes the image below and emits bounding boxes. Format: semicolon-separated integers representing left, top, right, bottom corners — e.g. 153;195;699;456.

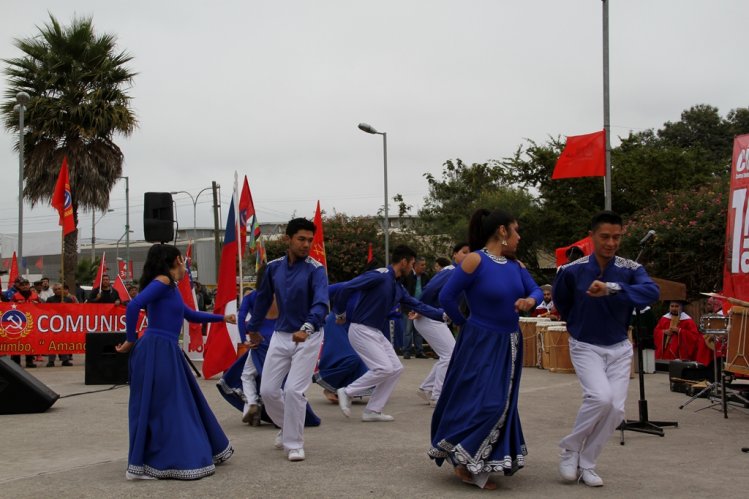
310;201;327;269
555;236;594;267
2;259;9;270
94;252;107;289
113;274;130;303
129;260;134;280
177;243;204;351
202;199;239;379
34;256;44;271
8;252;19;285
51;157;76;235
238;176;258;258
552;130;606;179
367;243;373;263
117;259;127;280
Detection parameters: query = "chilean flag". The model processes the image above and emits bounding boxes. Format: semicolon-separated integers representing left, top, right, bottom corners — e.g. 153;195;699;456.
177;242;204;352
202;198;240;379
51;157;76;235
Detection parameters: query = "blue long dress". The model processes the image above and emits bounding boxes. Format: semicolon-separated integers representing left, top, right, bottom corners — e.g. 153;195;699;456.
429;250;542;483
126;279;233;480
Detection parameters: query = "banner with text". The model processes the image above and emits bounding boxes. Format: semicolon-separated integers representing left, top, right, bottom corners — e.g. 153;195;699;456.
0;303;148;355
723;134;749;302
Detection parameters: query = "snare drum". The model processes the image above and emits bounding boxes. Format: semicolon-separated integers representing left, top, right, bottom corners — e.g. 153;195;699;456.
544;326;575;373
699;314;729;334
536;321;566;369
519;317;549;367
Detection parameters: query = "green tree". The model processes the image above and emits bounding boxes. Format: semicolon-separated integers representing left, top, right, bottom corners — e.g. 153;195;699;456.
2;15;136;291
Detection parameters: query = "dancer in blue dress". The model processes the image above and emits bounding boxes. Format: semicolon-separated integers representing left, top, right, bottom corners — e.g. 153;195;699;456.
429;209;542;490
116;244;236;480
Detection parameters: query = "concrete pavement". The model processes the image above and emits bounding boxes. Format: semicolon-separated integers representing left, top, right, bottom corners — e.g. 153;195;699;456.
1;357;748;498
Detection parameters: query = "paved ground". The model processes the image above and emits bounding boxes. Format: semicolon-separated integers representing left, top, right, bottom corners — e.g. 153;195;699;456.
1;357;748;498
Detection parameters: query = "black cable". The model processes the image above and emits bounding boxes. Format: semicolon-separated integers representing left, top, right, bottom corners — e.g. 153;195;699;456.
59;384;127;399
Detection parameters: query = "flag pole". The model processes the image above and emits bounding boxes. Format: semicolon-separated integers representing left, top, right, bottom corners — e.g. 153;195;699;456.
60;230;65;299
235;172;243;300
602;0;612;210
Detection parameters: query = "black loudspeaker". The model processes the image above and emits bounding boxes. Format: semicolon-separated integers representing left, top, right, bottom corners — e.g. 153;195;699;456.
144;192;174;243
0;357;60;414
669;360;710;393
85;332;130;385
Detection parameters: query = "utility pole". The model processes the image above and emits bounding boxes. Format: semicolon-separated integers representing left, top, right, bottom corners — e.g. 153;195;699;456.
212;181;221;283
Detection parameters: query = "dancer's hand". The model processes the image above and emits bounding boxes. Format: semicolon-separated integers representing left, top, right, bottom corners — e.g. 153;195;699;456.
224;314;237;324
115;341;133;353
247;332;263;348
292;331;309;343
408;311;420;320
587;280;608;297
514;297;536;312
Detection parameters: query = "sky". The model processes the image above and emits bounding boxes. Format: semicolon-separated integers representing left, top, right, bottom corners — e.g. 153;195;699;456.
1;0;748;247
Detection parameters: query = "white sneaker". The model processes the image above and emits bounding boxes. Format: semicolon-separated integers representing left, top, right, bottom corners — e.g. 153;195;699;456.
288;448;305;462
579;468;603;487
337;388;351;417
125;471;156;480
558;449;579;481
361;410;394;422
416;388;432;404
274;430;284;450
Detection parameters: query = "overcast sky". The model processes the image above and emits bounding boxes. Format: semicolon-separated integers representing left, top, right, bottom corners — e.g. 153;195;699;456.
1;0;748;246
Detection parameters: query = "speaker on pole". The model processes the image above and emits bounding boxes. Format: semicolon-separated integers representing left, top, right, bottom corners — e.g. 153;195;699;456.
0;357;59;414
144;192;174;243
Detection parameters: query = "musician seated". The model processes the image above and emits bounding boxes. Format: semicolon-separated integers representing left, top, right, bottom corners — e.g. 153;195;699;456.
654;301;702;362
531;284;560;320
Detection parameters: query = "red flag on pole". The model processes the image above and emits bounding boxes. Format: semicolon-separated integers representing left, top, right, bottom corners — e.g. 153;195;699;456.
554;236;594;267
202;199;239;379
8;252;19;285
367;243;373;263
113;273;130;303
94;252;107;289
310;201;327;269
552;130;606;180
177;242;204;351
238;176;259;258
117;259;128;280
51;157;77;235
34;256;44;271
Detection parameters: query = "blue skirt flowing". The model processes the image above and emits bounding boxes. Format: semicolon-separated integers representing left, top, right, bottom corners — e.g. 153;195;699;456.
127;329;233;480
312;315;369;392
428;321;526;477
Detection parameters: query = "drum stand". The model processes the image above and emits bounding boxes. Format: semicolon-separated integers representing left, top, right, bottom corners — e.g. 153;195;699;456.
678;334;724;412
618;245;678;444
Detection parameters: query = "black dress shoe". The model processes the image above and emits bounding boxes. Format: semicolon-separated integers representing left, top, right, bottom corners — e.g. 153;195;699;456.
46;362;55;367
403;354;411;359
62;361;73;366
26;364;37;368
415;353;427;359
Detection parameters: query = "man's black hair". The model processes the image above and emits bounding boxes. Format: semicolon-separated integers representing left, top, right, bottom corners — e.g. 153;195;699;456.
391;245;417;263
286;217;317;237
590;210;623;232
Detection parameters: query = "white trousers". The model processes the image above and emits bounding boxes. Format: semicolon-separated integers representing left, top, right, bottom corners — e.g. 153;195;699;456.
345;322;404;413
240;352;259;414
259;329;324;451
413;316;455;401
559;337;632;469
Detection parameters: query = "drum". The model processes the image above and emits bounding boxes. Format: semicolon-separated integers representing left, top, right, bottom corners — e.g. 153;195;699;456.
535;321;566;369
519;317;550;367
544;325;575;373
699;314;729;334
726;306;749;376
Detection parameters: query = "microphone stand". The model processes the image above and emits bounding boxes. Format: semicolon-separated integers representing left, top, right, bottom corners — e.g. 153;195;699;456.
617;242;678;444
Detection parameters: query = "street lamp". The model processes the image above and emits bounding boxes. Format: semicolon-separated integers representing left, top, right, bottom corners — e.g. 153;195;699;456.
116;230;134;261
91;209;114;260
358;122;389;266
15;91;30;272
118;176;130;279
170;187;213;241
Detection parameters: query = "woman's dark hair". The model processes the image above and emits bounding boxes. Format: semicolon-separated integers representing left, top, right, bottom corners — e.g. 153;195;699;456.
140;244;181;290
452;242;469;255
468;209;516;251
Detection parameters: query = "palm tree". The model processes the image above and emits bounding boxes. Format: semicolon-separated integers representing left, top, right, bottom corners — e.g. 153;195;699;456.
2;14;136;290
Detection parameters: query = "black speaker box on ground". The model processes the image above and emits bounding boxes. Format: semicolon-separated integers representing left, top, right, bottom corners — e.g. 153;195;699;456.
144;192;174;243
0;357;59;414
85;332;130;385
668;360;710;393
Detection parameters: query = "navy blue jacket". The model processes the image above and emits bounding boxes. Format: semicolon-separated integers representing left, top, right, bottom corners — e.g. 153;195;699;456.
332;266;444;332
553;255;659;346
247;254;329;334
419;265;455;308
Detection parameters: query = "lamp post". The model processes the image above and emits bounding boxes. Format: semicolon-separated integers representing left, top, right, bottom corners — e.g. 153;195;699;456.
358;122;389;266
91;209;114;260
170;187;213;241
15;91;30;272
116;230;134;261
118;176;131;279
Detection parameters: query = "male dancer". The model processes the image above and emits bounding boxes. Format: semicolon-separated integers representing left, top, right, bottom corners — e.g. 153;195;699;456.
247;218;328;462
553;211;659;486
412;242;469;406
333;245;447;421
